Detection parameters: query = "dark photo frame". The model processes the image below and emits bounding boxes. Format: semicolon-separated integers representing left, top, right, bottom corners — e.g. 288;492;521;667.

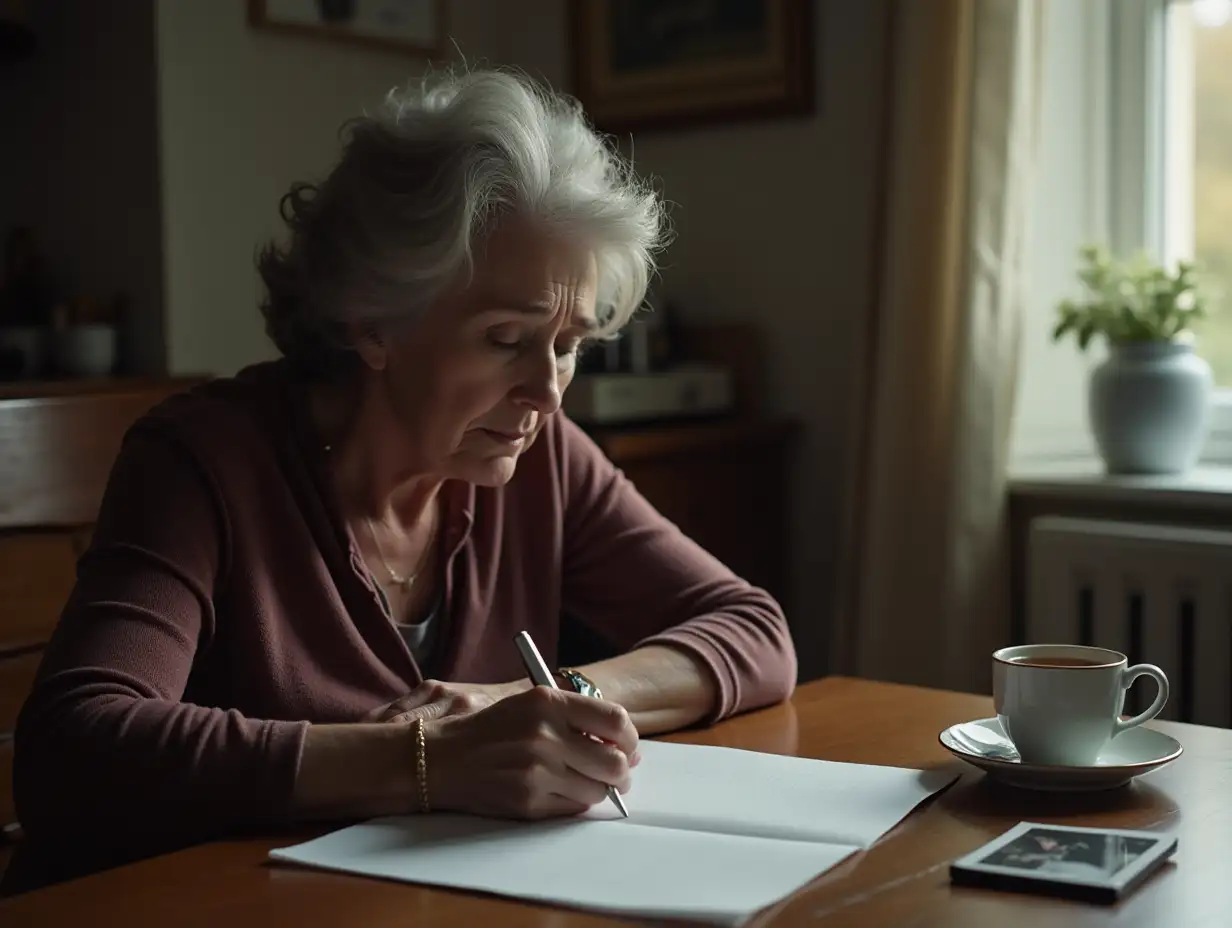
247;0;447;56
569;0;814;133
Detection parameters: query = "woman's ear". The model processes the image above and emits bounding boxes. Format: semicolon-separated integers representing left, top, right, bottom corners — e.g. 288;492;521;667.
351;321;387;372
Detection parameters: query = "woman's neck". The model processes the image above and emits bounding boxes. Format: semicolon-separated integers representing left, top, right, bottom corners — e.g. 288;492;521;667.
310;376;444;529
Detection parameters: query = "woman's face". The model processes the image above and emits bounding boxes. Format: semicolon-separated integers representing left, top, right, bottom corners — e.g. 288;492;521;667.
363;215;601;486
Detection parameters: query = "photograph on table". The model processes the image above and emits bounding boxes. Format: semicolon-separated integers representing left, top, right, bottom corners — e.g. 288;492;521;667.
979;827;1160;877
951;822;1179;904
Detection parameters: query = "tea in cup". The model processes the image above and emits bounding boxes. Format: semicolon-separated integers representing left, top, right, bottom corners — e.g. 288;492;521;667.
992;644;1168;766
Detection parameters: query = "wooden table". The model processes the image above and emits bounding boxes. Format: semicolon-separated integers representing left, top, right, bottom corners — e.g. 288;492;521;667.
1;677;1227;926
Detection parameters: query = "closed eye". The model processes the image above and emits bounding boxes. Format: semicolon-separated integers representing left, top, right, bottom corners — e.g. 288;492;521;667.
485;324;523;349
486;325;592;359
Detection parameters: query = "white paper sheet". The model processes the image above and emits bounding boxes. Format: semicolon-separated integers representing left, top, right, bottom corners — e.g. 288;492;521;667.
271;816;856;925
270;741;956;925
583;741;956;847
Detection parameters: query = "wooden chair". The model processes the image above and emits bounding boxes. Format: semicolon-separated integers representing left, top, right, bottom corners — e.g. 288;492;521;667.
0;378;201;874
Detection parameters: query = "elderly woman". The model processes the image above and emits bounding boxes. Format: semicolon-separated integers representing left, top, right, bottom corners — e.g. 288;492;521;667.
4;69;796;895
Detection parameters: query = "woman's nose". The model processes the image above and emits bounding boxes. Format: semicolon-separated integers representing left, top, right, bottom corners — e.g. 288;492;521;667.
515;355;562;414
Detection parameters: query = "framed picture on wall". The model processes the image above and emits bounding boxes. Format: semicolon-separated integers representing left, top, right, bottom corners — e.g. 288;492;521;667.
569;0;814;133
247;0;446;56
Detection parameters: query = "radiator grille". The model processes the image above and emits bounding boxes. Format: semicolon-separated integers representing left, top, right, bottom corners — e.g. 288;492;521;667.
1026;516;1232;728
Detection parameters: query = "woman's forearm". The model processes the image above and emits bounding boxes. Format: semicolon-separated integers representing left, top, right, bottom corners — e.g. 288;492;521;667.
291;722;417;820
579;645;717;734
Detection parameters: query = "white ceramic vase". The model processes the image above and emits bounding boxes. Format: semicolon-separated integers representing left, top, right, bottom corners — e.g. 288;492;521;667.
1089;341;1212;475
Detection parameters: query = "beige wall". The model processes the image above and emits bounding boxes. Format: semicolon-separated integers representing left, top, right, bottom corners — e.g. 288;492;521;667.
479;0;893;675
154;0;488;375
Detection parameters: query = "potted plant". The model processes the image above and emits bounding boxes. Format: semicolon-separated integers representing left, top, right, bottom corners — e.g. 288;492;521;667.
1053;245;1214;475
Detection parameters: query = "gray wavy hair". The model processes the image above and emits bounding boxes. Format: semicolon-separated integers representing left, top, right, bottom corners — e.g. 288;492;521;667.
257;68;667;377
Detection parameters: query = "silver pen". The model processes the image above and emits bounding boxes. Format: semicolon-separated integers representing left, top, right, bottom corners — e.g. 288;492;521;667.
513;630;629;818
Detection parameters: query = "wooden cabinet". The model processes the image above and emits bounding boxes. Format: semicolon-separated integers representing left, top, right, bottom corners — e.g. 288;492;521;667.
589;418;798;606
0;377;201;871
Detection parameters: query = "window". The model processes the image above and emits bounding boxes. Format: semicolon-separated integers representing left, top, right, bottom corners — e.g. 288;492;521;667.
1011;0;1232;467
1101;0;1232;463
1164;0;1232;385
1159;0;1232;458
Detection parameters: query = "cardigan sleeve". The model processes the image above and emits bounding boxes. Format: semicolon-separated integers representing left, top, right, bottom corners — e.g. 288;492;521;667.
556;415;797;721
12;425;308;878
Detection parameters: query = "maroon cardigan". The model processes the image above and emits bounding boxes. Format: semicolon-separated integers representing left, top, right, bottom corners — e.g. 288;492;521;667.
5;361;796;893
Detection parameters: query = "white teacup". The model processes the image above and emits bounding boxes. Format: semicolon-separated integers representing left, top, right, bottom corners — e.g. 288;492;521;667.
992;644;1169;766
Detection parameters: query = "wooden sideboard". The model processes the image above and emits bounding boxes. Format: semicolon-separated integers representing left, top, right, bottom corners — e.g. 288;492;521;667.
588;418;797;608
0;375;796;876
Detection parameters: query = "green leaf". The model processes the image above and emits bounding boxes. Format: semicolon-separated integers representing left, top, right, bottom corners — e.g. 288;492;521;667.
1057;243;1210;347
1077;321;1097;351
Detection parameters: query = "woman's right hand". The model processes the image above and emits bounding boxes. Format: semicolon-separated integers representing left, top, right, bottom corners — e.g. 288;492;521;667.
422;685;640;820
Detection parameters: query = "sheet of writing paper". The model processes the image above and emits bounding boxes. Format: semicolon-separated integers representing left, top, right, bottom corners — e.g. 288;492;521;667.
585;740;957;848
271;742;955;924
271;814;857;926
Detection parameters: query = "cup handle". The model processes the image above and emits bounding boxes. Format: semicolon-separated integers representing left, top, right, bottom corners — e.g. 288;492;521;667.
1112;663;1169;737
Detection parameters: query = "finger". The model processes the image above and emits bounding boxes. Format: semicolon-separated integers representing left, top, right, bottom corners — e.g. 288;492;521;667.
363;696;406;722
365;697;412;723
391;700;451;724
555;691;639;756
446;692;484;715
515;760;593;819
556;727;632;791
546;764;614;808
527;793;591;820
370;681;452;722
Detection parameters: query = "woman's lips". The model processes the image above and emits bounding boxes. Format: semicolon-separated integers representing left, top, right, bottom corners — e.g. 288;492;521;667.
478;428;529;447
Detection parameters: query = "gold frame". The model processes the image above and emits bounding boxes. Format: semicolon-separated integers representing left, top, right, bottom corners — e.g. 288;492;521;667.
570;0;814;133
247;0;447;57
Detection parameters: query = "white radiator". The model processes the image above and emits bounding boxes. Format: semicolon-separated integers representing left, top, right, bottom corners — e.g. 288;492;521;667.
1027;516;1232;728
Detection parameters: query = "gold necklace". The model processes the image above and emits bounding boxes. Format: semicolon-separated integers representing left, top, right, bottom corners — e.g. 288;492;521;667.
322;437;440;592
364;510;438;591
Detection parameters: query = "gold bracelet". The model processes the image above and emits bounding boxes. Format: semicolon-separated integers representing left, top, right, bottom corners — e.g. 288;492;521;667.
413;718;430;813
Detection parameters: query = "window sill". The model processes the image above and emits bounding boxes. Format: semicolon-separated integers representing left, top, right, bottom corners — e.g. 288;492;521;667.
1009;457;1232;511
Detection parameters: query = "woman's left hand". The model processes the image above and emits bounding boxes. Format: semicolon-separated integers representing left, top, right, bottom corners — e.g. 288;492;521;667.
364;678;527;724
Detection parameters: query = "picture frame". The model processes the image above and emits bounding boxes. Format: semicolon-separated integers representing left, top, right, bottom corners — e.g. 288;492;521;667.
950;822;1179;905
247;0;447;57
568;0;814;133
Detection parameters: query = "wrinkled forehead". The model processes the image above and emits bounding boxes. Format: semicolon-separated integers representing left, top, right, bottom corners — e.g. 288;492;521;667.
470;216;599;309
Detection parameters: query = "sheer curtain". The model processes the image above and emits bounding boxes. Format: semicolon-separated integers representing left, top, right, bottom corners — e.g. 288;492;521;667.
832;0;1046;693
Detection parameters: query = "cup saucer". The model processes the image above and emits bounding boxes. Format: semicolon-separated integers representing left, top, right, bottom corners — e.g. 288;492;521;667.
938;717;1183;792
